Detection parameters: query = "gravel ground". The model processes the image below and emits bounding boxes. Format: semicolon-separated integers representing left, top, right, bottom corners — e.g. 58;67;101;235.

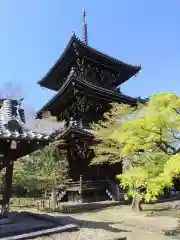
34;201;180;240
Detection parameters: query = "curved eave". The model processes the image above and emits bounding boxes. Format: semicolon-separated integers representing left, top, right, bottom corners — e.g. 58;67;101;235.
36;76;145;118
38;34;141;91
55;126;94;140
0;137;52;164
76;36;141;73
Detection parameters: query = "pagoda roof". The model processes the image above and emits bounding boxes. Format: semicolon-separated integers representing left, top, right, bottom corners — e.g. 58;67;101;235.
54;125;100;149
37;74;145;118
55;125;94;140
38;34;141;91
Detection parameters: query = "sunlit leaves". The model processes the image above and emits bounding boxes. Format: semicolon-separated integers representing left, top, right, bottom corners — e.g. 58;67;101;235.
92;92;180;202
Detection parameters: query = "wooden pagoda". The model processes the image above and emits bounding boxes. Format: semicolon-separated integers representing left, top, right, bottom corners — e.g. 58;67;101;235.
37;10;145;203
0;98;52;218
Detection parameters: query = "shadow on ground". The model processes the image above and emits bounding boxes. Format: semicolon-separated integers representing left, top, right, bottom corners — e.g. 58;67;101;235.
0;211;130;239
53;214;130;233
53;200;131;214
143;207;171;213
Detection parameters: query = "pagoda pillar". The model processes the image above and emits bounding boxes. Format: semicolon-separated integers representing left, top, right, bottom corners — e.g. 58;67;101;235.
79;174;83;203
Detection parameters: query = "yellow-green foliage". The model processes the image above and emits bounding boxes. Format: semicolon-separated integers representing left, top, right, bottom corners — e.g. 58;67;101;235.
91;103;135;164
92;92;180;202
12;143;68;192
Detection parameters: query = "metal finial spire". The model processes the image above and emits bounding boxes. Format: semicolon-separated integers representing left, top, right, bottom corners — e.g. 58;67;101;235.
82;9;88;44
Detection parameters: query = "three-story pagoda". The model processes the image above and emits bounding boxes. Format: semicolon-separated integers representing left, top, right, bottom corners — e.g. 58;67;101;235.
37;10;144;203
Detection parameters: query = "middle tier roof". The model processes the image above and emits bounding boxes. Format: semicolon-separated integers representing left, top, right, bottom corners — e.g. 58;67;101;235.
37;74;145;119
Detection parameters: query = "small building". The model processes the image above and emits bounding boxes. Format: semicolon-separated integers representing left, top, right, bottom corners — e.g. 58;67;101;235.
0;98;52;218
37;10;145;203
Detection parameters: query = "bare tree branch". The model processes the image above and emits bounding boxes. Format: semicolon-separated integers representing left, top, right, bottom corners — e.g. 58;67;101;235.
0;82;23;100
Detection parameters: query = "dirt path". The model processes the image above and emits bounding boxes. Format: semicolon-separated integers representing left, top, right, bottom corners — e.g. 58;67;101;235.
46;205;178;240
15;200;180;239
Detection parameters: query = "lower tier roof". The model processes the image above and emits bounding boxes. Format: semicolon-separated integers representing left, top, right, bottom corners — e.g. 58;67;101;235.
55;125;94;140
54;126;99;150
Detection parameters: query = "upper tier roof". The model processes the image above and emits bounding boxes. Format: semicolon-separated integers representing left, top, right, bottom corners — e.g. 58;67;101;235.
38;34;141;91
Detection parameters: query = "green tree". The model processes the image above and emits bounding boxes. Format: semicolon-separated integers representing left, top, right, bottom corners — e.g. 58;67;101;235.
13;141;68;194
91;92;180;211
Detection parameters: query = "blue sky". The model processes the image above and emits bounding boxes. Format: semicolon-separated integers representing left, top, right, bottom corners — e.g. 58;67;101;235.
0;0;180;111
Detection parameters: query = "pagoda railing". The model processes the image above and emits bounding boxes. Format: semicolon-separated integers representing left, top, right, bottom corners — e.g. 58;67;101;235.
54;177;125;201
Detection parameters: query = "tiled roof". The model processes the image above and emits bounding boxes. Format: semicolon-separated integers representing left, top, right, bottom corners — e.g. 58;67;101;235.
0;99;51;140
54;125;94;140
37;71;145;118
38;34;141;90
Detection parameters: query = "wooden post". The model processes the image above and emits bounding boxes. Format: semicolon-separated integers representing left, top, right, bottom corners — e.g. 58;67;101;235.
79;175;83;203
116;184;120;201
1;160;14;218
44;189;47;199
94;191;98;202
51;188;57;212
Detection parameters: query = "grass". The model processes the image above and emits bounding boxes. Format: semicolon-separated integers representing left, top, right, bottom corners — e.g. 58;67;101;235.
10;197;50;213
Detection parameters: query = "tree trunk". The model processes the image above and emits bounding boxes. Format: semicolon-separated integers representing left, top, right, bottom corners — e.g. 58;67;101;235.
122;158;142;211
131;196;142;211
